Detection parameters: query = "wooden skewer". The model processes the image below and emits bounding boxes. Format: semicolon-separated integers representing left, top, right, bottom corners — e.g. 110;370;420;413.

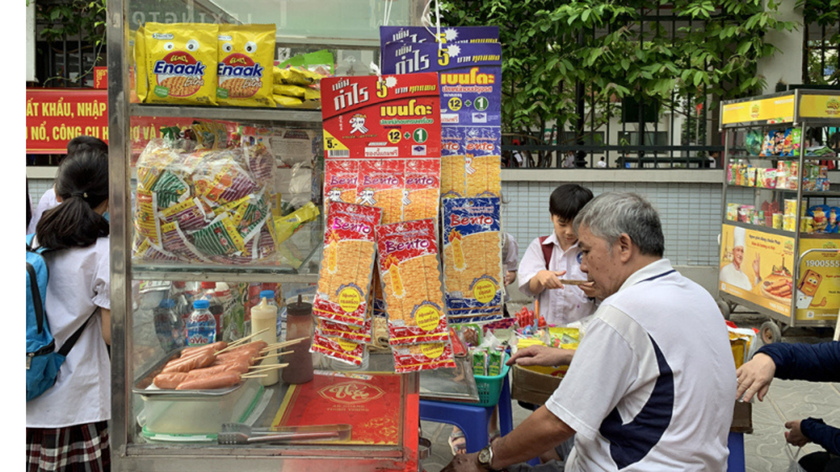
248;363;289;373
240;374;268;379
260;336;307;353
253;351;294;361
217;328;271;353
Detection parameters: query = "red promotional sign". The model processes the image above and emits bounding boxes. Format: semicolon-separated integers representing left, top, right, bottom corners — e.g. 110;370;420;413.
320;73;441;160
26;89;195;156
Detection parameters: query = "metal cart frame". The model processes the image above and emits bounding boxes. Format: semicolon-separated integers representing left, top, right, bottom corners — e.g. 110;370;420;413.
106;1;427;470
718;89;840;342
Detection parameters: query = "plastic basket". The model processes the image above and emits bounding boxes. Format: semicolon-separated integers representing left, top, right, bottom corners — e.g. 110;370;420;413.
473;354;511;407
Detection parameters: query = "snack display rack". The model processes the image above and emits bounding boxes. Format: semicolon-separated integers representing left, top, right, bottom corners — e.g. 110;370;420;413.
718;89;840;343
106;1;428;471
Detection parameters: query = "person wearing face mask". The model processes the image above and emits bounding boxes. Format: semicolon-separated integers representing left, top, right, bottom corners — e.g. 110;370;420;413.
517;184;597;327
443;192;735;472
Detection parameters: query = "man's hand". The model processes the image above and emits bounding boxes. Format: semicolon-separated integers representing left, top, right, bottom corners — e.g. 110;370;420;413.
736;353;776;402
507;345;573;368
505;270;516;286
785;420;810;447
441;452;482;472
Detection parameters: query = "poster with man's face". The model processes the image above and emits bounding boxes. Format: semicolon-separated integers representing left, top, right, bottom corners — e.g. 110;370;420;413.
720;224;839;321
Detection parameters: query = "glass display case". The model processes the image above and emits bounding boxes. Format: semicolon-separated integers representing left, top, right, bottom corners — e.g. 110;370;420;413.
106;0;427;470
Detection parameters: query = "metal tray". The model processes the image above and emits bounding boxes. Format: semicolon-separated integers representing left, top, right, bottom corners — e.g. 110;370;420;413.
133;347;248;398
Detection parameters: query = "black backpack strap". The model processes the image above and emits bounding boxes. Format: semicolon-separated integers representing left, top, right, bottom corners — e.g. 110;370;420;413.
57;308;99;357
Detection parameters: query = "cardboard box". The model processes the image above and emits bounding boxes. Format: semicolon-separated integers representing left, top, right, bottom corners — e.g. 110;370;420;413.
510;364;564;405
511;364;753;435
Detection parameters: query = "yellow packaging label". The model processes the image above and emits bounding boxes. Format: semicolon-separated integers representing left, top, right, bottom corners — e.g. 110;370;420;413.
134;26;148;102
273;84;306;98
273;94;304;107
217;24;276;107
144;22;218;105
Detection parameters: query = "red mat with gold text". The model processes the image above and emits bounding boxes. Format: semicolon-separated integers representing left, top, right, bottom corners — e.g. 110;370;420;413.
272;371;403;445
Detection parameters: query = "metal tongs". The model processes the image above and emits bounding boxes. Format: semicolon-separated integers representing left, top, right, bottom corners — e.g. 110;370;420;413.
217;423;352;445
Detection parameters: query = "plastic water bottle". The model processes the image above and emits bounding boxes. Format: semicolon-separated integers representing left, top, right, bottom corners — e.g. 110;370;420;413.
169;281;191;344
186;299;216;346
153;299;181;351
201;281;224;340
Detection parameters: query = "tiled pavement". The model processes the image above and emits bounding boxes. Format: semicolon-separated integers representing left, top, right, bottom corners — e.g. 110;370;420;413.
420;311;840;472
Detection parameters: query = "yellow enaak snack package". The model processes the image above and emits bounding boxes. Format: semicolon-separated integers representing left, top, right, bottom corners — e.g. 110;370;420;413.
217;24;276;107
144;22;218;106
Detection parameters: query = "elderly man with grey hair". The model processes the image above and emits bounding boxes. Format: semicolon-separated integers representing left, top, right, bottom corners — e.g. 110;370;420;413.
443;192;736;472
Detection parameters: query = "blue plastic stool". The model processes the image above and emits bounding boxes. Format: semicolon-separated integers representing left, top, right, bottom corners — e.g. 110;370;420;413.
419;374;513;453
727;431;745;472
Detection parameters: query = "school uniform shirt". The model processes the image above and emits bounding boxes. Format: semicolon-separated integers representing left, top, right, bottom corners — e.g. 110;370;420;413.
545;259;736;471
26;237;111;428
27;187;58;235
502;233;519;303
518;234;595;326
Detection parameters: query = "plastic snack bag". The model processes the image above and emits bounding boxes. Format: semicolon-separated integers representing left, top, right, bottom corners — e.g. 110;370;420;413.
375;219;450;345
313;201;382;327
144;22;218;106
217;24;276;107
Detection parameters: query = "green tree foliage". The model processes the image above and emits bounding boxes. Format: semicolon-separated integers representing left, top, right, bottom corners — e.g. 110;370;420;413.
438;0;798;141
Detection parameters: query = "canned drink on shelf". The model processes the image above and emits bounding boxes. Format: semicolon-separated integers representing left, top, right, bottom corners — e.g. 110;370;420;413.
784;199;797;217
773;212;783;229
783;215;796;232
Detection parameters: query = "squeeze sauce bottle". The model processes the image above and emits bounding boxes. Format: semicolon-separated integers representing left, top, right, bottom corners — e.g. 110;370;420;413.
250;297;279;387
281;295;314;384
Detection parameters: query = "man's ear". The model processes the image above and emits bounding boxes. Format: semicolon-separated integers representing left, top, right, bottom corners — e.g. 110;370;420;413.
617;233;633;262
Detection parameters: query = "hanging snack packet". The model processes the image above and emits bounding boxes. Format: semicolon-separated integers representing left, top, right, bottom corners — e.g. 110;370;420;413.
144;22;218;106
375;219;450;345
134;26;148;103
441;127;466;197
317;316;373;344
313;201;382;327
357;159;405;224
402;159;441;222
442;197;504;323
217;24;276;107
464;127;502;197
392;342;456;373
324;160;360;205
310;332;367;366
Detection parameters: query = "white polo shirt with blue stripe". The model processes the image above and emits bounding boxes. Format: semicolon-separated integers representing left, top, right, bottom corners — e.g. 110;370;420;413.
546;259;736;471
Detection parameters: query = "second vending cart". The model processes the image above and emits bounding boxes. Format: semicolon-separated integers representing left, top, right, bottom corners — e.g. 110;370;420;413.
718;89;840;343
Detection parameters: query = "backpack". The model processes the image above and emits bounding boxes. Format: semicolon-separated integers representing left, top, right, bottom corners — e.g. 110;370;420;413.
538;236;554;269
26;234;94;402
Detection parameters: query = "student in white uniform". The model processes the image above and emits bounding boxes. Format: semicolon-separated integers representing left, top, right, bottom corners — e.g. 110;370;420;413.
443;192;736;472
719;226;761;291
518;183;597;327
26;148;113;472
28;136;108;235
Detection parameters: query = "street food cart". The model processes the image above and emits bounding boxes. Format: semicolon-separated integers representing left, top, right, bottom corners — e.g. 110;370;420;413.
106;0;432;470
718;89;840;343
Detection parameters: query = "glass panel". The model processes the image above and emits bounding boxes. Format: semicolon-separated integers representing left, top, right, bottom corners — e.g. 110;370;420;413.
127;0;422;43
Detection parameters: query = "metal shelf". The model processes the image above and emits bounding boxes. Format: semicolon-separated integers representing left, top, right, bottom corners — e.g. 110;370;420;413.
723;219;840;239
129;104;323;127
131;266;319;284
724;185;840;197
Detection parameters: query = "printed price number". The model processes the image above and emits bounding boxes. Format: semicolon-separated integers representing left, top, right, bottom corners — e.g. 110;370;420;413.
388;129;402;144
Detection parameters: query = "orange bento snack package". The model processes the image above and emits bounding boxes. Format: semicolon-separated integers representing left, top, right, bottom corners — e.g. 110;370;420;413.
217;24;276;107
357;159;405;225
313;201;383;327
144;22;218;106
402;158;441;222
375;219;450;345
